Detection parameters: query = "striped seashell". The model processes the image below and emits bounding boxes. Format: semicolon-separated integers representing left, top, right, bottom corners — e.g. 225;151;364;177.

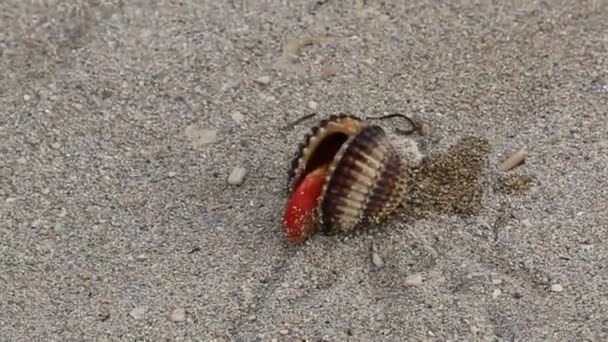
283;113;407;242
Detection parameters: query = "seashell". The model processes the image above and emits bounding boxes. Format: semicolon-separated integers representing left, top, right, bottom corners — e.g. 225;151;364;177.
282;113;407;242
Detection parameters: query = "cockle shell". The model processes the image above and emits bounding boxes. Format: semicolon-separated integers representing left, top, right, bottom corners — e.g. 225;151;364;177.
285;113;407;240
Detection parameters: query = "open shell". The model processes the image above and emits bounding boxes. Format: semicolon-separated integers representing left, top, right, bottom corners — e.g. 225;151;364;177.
287;113;407;235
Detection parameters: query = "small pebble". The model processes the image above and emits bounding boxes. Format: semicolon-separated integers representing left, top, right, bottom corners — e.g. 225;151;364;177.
138;80;145;87
170;308;186;322
41;188;50;195
492;288;502;298
262;94;277;102
255;75;271;85
17;157;27;164
521;219;532;228
79;272;93;281
221;80;240;92
321;63;339;77
371;250;383;269
231;111;245;124
228;166;247;185
279;329;289;335
307;100;319;110
31;219;43;228
24;94;31;101
167;172;177;178
184;125;217;149
129;307;145;319
50;142;61;149
551;284;563;292
404;273;423;287
492;278;503;285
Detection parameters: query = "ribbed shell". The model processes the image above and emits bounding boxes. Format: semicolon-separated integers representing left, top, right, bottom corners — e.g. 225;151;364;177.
318;125;406;234
286;114;406;235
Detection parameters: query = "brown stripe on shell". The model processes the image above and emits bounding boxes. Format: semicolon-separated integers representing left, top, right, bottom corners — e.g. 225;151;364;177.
319;125;396;234
362;146;404;223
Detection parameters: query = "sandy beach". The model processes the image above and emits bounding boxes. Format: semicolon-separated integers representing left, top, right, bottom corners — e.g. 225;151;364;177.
1;1;607;340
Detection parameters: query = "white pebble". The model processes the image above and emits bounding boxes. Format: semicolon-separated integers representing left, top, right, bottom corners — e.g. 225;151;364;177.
231;111;245;124
170;308;186;322
228;166;247;185
167;172;177;178
404;273;423;287
50;142;61;149
184;125;217;149
551;284;563;292
255;75;271;85
371;251;383;269
492;288;502;298
129;307;145;319
307;100;319;110
23;94;31;101
279;329;289;335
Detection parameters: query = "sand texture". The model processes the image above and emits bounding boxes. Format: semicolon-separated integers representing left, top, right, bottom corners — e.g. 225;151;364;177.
1;1;607;341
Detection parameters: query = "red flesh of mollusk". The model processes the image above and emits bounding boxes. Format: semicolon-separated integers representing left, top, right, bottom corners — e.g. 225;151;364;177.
283;165;328;242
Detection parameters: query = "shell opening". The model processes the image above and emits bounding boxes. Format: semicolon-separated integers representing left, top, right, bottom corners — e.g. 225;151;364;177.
299;132;349;184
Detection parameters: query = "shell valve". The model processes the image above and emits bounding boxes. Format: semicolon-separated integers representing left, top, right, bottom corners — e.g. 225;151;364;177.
282;114;407;243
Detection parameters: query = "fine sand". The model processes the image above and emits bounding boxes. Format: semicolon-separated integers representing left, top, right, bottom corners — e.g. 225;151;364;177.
1;1;607;341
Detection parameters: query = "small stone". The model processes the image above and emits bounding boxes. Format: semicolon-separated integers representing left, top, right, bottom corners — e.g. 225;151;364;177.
404;273;423;287
167;172;177;178
492;288;502;298
231;111;245;125
24;94;31;101
262;94;276;102
136;254;146;261
521;219;532;228
307;100;319;110
254;75;271;85
279;329;289;335
129;307;145;319
228;166;247;185
31;219;43;228
79;271;93;281
17;157;27;164
492;278;503;285
170;308;186;322
138;80;145;87
321;63;339;77
50;142;61;149
221;80;240;92
371;250;383;269
184;125;217;149
247;314;257;321
41;188;50;195
551;284;563;292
